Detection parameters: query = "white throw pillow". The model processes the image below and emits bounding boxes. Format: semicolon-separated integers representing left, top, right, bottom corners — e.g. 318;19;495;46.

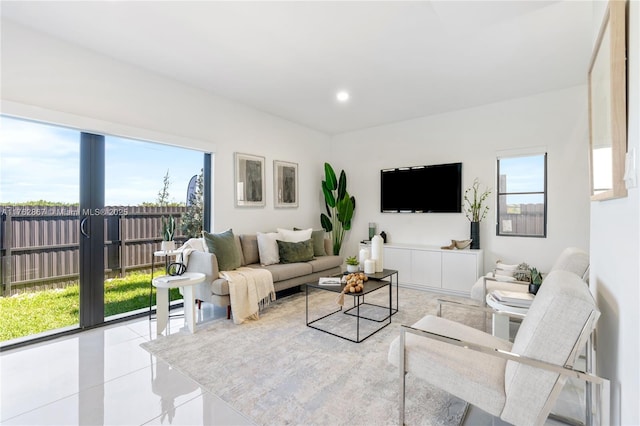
277;227;312;243
257;232;281;266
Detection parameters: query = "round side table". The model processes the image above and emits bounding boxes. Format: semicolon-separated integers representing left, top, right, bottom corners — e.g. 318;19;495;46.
152;272;205;336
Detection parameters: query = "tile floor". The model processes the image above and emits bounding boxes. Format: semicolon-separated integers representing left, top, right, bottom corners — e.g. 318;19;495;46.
1;303;586;425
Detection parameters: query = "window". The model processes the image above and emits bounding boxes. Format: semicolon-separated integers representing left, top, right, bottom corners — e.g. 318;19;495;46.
496;153;547;237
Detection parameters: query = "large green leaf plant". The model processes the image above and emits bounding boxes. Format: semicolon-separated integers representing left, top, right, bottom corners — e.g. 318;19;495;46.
320;163;356;255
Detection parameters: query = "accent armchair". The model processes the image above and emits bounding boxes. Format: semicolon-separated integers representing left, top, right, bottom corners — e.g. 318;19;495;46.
389;270;609;426
469;247;590;302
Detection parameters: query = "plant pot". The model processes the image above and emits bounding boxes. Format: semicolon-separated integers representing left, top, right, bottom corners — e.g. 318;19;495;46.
346;264;359;273
529;283;541;295
470;221;480;249
161;240;176;252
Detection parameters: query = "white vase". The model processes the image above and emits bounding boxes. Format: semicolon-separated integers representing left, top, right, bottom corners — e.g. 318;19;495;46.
371;235;384;272
161;240;176;252
364;259;376;274
358;248;370;270
346;264;359;273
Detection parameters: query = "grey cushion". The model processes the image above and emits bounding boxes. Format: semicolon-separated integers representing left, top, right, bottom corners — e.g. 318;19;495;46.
277;239;314;263
203;229;242;271
307;256;343;273
295;228;327;256
249;262;312;282
388;315;512;417
239;234;260;265
501;270;598;425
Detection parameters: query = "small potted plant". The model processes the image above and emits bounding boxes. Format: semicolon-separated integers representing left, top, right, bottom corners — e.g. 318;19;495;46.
528;267;543;294
345;256;359;273
160;215;176;252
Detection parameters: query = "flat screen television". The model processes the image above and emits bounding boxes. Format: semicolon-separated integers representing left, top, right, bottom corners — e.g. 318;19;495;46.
380;162;462;213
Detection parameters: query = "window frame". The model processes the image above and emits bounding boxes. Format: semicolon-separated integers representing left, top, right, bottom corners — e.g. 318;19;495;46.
496;152;548;238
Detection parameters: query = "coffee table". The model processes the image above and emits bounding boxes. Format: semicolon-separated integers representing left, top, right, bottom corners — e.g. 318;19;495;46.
305;269;398;343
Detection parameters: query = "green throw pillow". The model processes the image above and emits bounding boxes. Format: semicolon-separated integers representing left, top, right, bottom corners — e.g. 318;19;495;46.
294;228;326;256
203;229;241;271
277;239;314;263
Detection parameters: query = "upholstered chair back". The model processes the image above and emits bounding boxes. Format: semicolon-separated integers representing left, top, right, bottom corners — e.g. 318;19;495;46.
501;270;599;425
184;250;218;303
549;247;590;281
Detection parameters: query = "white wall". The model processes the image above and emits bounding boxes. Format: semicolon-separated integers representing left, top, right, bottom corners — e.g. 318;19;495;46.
0;21;330;234
589;1;640;425
330;86;591;274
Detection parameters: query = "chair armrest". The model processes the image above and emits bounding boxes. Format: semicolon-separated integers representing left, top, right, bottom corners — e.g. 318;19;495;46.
399;323;608;386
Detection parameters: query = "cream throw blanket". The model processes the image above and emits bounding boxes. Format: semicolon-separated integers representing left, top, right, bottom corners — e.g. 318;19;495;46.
220;267;276;324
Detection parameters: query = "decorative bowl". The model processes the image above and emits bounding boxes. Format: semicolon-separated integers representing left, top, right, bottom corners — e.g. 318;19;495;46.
454;239;472;249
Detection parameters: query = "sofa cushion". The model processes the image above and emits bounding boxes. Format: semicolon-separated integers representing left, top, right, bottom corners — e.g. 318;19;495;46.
277;239;314;263
203;229;242;271
239;234;260;265
307;256;343;273
256;232;281;266
295;228;327;256
249;262;313;282
277;227;312;242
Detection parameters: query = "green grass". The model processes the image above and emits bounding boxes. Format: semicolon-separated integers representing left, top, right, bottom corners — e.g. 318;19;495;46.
0;272;181;342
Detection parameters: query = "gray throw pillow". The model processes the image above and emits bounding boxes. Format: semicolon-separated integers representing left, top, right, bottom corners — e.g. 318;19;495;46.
294;228;326;256
277;239;314;263
203;229;241;271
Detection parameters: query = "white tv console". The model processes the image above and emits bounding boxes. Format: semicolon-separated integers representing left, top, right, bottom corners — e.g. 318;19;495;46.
361;243;483;295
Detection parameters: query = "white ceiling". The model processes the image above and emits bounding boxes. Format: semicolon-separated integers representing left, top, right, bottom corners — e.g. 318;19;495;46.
1;1;594;135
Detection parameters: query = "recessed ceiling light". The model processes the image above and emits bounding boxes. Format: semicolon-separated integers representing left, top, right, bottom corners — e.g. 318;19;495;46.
336;91;350;103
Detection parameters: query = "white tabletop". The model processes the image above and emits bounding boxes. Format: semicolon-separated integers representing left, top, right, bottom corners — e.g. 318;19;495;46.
152;272;205;289
486;293;531;315
154;250;182;257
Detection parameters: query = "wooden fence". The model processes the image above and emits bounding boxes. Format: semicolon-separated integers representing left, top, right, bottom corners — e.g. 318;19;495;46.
0;206;189;295
499;203;545;236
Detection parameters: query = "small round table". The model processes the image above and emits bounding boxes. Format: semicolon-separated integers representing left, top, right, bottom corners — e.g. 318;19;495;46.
152;272;205;336
486;292;531;340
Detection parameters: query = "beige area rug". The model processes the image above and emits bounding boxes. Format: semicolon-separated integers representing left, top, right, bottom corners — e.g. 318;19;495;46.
141;286;488;426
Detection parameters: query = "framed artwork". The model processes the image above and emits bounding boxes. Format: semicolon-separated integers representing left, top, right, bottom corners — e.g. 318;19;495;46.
235;153;265;207
274;160;298;208
588;0;627;201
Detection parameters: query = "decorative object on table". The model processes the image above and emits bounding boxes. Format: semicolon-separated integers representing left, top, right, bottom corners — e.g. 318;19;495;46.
358;247;370;270
336;272;368;306
528;267;543;294
273;160;298;208
320;162;356;255
380;231;387;243
464;178;491;249
513;262;531;282
160;215;176;252
440;239;472;250
364;259;376;274
235;152;265;207
345;256;360;273
371;234;384;272
368;222;376;240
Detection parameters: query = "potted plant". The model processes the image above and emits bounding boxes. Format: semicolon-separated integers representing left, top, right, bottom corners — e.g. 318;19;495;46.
320;163;356;255
528;267;543;294
345;256;359;273
464;178;491;249
160;215;176;252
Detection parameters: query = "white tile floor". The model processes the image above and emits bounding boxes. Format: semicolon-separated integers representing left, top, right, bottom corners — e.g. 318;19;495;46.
1;304;586;426
0;305;255;426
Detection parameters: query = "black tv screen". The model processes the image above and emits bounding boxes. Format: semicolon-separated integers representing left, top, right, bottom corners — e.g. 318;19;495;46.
381;163;462;213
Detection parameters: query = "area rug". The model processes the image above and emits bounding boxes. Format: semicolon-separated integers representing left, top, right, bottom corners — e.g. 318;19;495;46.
141;286;487;426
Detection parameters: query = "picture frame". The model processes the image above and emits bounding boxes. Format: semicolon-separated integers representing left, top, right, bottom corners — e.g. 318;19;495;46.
274;160;298;208
234;153;265;207
588;0;627;201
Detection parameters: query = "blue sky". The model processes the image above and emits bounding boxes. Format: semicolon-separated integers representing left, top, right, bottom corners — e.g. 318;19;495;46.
0;116;203;205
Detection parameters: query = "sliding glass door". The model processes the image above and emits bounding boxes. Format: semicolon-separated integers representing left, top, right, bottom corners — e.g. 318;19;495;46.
0;115;210;345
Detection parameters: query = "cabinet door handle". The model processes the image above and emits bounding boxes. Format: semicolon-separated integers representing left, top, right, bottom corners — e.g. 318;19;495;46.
80;217;90;238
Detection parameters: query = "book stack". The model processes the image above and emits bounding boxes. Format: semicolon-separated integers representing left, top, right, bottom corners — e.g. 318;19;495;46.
490;290;534;308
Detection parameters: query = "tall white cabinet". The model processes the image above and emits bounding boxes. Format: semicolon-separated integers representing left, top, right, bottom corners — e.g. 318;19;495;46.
370;243;483;295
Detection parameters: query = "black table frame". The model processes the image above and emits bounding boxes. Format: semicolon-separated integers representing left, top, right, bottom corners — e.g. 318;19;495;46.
305;269;399;343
